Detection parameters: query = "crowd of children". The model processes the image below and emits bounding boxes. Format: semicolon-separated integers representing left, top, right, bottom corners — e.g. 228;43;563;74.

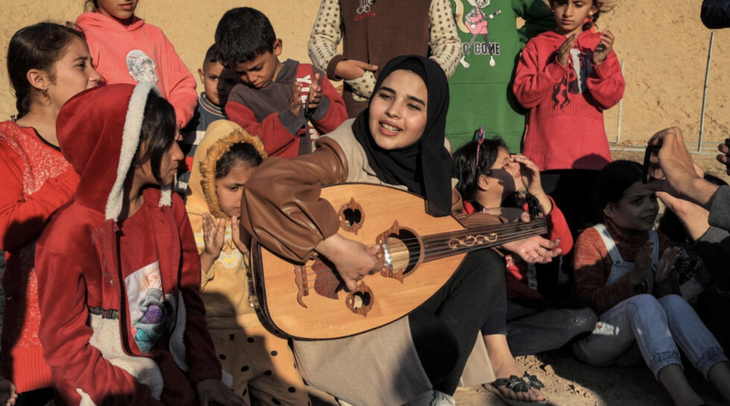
0;1;729;406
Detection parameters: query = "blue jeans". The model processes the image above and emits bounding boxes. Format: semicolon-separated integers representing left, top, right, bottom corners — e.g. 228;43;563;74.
573;294;727;379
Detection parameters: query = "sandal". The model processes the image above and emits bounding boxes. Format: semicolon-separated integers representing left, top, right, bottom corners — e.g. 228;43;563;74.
483;372;547;406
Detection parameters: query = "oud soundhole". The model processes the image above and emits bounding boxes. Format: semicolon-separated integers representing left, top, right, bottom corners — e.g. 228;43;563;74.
346;284;373;316
386;229;420;277
338;198;364;235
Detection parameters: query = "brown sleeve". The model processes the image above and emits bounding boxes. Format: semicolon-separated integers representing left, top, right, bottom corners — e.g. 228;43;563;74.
240;137;349;263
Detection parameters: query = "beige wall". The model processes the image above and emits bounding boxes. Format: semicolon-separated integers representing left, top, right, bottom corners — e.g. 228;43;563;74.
1;0;729;146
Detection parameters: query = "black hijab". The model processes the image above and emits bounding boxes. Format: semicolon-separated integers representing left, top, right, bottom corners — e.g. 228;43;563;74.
351;55;453;217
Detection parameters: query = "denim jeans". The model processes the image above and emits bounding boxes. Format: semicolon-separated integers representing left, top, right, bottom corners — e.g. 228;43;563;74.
573;294;727;379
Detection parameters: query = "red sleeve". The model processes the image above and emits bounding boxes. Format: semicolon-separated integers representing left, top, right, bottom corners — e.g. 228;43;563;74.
513;39;569;109
543;197;573;254
311;76;348;135
174;200;222;383
159;32;198;129
36;225;164;406
572;228;635;314
225;99;306;157
586;49;625;110
0;145;78;251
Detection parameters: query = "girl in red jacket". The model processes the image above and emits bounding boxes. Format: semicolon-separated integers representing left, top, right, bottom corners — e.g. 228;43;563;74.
34;83;244;406
0;22;101;406
77;0;197;129
513;0;623;239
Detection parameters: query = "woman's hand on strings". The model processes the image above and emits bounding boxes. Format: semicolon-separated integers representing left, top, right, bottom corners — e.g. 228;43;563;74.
315;233;381;291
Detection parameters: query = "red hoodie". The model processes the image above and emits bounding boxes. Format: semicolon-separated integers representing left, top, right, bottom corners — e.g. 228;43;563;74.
513;29;624;172
76;12;197;129
35;84;220;405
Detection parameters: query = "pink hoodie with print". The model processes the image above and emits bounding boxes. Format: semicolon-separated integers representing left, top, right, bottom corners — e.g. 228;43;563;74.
76;12;197;129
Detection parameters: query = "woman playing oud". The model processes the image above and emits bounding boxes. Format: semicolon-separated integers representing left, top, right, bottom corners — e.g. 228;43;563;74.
238;55;562;406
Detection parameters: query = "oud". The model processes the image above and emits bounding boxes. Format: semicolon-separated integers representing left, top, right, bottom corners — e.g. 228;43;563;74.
251;183;546;339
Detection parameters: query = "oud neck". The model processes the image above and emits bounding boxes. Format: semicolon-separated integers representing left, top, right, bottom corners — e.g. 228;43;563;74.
421;218;547;262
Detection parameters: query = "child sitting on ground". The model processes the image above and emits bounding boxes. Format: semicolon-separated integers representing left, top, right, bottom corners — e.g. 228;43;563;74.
185;120;309;405
216;7;348;158
573;160;730;406
454;132;596;405
176;44;239;194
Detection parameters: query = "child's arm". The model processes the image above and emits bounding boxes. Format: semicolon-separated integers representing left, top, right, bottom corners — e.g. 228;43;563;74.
586;30;625;110
200;213;226;288
428;0;463;78
309;72;349;134
513;0;556;45
158;32;198;129
225;86;308;157
513;39;570;109
36;243;165;406
0;145;78;252
308;0;344;77
0;376;17;406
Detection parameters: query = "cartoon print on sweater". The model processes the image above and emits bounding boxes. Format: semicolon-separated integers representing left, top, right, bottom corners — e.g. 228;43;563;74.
126;50;159;85
125;261;173;354
454;0;502;68
552;49;592;109
355;0;375;19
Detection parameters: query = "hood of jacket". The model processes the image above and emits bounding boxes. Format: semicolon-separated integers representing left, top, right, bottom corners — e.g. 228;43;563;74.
76;11;145;33
186;120;267;221
56;82;171;221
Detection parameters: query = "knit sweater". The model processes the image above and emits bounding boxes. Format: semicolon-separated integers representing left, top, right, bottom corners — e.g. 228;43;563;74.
446;0;555;151
225;59;348;159
308;0;462;117
513;29;624;172
0;121;78;393
573;220;674;314
76;12;198;129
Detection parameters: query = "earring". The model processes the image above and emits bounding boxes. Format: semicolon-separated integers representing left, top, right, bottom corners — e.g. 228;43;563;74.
40;88;47;95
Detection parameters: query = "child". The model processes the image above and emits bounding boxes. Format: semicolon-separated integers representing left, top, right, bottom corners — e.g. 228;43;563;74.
573;160;730;406
446;0;555;151
216;7;348;158
176;45;239;194
454;134;596;405
238;55;562;406
34;83;244;406
77;0;197;129
512;0;623;237
0;22;101;405
185;120;310;405
308;0;462;118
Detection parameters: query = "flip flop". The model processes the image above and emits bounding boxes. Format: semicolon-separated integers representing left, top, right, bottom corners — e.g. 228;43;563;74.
483;371;547;406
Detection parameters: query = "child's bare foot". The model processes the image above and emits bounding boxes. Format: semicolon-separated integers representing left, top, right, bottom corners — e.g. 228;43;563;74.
485;334;545;404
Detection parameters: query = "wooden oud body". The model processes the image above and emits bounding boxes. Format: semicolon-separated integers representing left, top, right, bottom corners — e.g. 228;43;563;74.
250;183;467;340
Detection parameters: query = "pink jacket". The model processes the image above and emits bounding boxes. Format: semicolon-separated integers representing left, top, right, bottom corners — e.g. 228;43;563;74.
76;12;197;129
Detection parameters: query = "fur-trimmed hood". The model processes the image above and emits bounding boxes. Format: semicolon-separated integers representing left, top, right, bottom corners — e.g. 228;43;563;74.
56;83;171;221
186;120;267;220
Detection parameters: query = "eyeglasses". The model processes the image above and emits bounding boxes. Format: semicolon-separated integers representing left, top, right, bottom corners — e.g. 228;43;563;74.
475;126;485;170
